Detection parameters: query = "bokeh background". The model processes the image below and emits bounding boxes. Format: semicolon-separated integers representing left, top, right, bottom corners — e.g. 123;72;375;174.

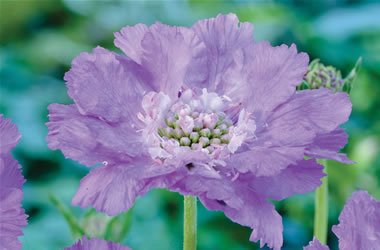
1;0;379;249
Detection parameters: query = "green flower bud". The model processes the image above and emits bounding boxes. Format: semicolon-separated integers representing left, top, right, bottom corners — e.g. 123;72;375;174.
221;134;230;144
297;57;361;94
199;137;210;147
200;128;211;138
165;127;174;138
189;132;200;143
218;124;228;134
173;127;184;139
194;120;203;132
212;128;222;138
166;116;176;128
180;137;191;146
210;138;221;145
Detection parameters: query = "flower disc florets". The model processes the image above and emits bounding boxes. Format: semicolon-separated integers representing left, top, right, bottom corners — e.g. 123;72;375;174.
138;88;256;163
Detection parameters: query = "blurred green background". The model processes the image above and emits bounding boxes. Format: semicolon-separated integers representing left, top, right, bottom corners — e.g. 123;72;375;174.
1;0;379;249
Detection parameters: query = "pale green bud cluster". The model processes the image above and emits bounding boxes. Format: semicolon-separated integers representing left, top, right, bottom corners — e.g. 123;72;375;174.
297;57;361;93
158;110;232;152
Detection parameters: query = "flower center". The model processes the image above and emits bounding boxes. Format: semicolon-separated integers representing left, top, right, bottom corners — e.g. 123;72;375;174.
158;101;233;154
138;88;256;162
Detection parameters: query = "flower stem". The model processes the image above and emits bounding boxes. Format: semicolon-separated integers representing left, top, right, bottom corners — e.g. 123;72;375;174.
314;159;328;244
183;196;197;250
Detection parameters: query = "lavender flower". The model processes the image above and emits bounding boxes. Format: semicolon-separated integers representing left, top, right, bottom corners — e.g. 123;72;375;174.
62;235;131;250
0;115;28;250
304;191;380;250
47;14;353;249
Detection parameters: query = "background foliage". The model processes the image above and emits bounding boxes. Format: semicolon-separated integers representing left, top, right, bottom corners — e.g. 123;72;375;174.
1;0;379;249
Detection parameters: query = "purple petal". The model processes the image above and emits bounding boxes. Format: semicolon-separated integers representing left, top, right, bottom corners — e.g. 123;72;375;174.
221;41;309;117
0;151;27;250
46;104;144;167
0;115;21;154
186;13;254;91
140;23;197;99
305;129;355;164
114;23;149;64
72;158;178;216
303;237;329;250
233;88;352;176
251;159;326;200
224;186;283;250
229;146;305;176
0;154;25;191
332;190;380;250
269;89;351;137
64;46;148;123
63;235;131;250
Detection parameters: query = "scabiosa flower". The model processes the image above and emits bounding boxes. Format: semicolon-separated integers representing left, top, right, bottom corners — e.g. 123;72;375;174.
47;14;353;249
0;115;28;250
63;235;131;250
304;191;380;250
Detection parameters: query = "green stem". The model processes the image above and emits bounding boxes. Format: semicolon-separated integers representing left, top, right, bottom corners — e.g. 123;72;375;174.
314;159;328;244
183;196;197;250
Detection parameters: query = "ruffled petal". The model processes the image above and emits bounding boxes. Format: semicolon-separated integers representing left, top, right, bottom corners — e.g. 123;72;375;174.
303;237;329;250
224;186;283;250
46;104;144;167
229;146;305;176
63;235;131;250
0;115;21;154
231;88;352;176
0;154;25;191
72;158;179;216
114;23;149;64
221;41;309;117
139;23;198;99
251;159;325;200
0;155;27;250
268;89;352;138
305;129;354;164
332;190;380;250
186;13;254;91
64;46;149;123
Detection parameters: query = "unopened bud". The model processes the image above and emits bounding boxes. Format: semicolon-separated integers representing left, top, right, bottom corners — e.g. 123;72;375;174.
200;128;211;138
297;57;361;94
189;132;200;143
199;137;210;147
221;134;230;144
180;137;191;146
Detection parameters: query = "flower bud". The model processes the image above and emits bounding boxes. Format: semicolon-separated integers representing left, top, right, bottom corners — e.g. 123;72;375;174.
199;137;210;147
219;124;228;134
297;57;361;93
210;138;221;145
212;128;222;138
221;134;230;144
200;128;211;138
189;132;200;143
180;137;191;146
173;127;184;139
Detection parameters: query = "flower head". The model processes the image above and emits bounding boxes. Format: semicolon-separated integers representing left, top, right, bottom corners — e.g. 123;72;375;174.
47;14;353;249
304;191;380;250
0;114;28;250
63;235;131;250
